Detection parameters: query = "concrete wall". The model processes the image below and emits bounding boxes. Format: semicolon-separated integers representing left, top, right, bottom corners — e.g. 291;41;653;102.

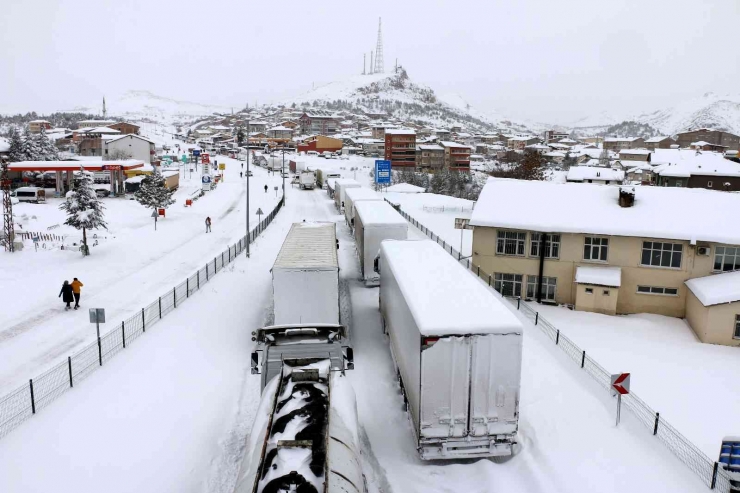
472;227;720;318
106;136;153;163
705;301;740;346
575;283;618;315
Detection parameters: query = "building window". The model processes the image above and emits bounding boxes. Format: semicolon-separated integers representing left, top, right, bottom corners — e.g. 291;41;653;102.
675;181;682;187
735;315;740;339
714;246;740;272
637;286;679;296
530;233;561;259
603;290;610;296
708;181;713;188
584;237;609;261
496;231;526;256
494;273;523;297
641;241;682;268
585;288;594;294
526;276;557;301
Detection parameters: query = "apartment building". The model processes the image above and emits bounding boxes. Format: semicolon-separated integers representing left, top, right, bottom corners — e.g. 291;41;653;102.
469;178;740;346
384;129;416;168
644;135;676;150
439;141;471;170
417;144;444;169
544;130;569;143
28;120;52;133
603;137;645;152
107;122;140;135
298;112;339;135
676;128;740;150
507;136;539;150
651;148;740;191
618;149;651;162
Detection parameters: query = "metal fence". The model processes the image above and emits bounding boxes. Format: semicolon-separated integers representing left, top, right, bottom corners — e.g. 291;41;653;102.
391;201;735;493
0;198;284;441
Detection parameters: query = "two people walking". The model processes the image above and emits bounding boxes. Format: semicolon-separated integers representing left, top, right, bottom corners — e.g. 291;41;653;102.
59;278;83;310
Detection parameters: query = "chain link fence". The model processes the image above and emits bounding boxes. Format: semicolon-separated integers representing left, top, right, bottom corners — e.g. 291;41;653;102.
391;200;735;493
0;198;284;441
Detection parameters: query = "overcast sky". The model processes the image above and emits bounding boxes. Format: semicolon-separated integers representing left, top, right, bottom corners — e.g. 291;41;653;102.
2;0;739;124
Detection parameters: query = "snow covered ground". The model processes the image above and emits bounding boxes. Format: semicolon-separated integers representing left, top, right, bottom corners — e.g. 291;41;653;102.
0;151;282;395
0;180;710;492
527;304;740;460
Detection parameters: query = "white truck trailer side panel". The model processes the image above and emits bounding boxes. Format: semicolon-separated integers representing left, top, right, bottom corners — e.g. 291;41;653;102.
354;201;408;281
343;187;382;227
334;179;360;210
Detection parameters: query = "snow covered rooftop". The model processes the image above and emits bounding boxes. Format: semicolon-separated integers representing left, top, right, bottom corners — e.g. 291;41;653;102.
685;271;740;306
384;183;426;193
385;128;416;135
439;141;469;149
354;200;408;227
566;166;625;182
273;222;338;271
470;178;740;244
418;144;443;151
605;137;641;142
645;136;672;143
619;149;651;156
652;149;740;177
381;240;523;336
345;187;381;202
106;134;155;144
575;266;622;287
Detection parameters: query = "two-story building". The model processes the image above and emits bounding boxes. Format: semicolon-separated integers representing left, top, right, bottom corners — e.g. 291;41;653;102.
603;137;645;152
469;178;740;346
507;136;539;150
644;135;676;150
651;148;740;190
28;120;52;133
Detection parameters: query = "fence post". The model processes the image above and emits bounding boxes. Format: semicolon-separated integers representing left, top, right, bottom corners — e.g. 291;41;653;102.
122;321;126;349
174;288;177;309
229;247;231;262
29;379;36;414
653;412;660;435
206;263;209;281
535;312;539;325
197;270;200;289
517;297;521;310
68;356;73;388
556;330;560;345
97;330;103;366
581;350;586;368
477;266;480;276
711;462;719;489
488;275;492;286
142;308;146;333
187;278;189;298
159;297;162;319
214;257;217;273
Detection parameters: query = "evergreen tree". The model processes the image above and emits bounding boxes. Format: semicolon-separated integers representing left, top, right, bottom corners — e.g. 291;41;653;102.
7;128;25;162
134;166;176;216
22;127;41;161
236;126;245;145
59;166;107;256
36;128;59;161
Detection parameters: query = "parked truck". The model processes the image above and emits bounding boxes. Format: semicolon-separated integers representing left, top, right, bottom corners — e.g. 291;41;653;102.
377;239;524;460
343;187;382;229
272;222;339;326
316;169;341;189
353;201;407;285
299;170;316;190
333;178;361;212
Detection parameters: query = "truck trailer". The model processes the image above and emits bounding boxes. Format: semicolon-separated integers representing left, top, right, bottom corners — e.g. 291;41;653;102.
316;169;341;189
299;170;316;190
333;178;361;212
235;325;362;493
343;187;382;229
272;222;339;326
354;201;407;285
378;239;524;460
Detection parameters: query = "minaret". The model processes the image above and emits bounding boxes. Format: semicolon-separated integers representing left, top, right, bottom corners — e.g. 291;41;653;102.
374;18;384;74
102;97;107;119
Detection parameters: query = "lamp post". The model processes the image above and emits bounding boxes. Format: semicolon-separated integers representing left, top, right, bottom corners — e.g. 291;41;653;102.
246;121;250;258
281;147;286;206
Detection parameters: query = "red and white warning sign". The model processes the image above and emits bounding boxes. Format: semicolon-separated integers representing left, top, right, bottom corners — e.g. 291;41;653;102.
611;373;631;396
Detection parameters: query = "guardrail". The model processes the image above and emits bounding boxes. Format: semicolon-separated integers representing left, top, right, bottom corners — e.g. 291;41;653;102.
0;198;284;441
391;200;734;493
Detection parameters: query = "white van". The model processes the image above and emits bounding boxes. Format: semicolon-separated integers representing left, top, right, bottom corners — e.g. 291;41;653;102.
307;151;319;156
14;187;46;203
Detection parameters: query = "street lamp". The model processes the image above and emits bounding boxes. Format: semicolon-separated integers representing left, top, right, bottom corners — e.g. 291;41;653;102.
281;147;286;206
246;121;251;258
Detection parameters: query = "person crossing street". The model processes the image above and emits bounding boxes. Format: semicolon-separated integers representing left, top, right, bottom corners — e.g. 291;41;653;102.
205;216;212;233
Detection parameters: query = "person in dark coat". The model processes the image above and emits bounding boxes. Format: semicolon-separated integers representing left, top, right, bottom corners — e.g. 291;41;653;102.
59;281;74;310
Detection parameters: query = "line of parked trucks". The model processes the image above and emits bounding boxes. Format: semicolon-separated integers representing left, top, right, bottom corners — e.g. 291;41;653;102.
235;190;524;492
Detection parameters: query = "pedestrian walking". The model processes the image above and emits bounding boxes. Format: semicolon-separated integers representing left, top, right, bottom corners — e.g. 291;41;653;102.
241;162;244;169
59;280;74;311
205;216;212;233
71;277;84;310
240;171;243;178
264;184;268;193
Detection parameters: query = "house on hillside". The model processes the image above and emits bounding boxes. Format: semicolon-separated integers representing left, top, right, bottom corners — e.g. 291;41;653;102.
566;166;625;185
618;149;651;162
104;134;155;163
644;135;676;150
690;141;728;153
676;128;740;150
507;136;539;150
651;149;740;190
439;141;471;170
603;137;645;152
107;122;140;135
469;178;740;346
28;120;52;133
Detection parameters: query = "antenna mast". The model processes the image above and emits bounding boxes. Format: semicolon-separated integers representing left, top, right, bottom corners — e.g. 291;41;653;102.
374;18;384;74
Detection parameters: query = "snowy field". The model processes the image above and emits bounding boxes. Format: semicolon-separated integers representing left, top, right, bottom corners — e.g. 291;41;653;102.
528;304;740;459
0;180;709;492
0;150;282;395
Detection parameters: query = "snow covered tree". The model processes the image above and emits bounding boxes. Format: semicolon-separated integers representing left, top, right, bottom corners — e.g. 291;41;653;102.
35;128;59;161
7;128;25;162
59;166;107;256
107;148;132;160
134;166;176;216
236;126;245;145
22;127;41;161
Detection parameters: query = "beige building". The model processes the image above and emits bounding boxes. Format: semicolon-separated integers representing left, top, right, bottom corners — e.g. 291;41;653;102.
469;178;740;346
417;144;444;169
603;137;645;152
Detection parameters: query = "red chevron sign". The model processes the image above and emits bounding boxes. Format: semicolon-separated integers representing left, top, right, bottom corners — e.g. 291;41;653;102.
611;373;631;395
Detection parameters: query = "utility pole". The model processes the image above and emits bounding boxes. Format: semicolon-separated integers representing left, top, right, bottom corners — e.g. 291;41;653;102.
1;162;14;252
363;53;366;75
370;51;374;75
246;121;251;258
282;147;286;207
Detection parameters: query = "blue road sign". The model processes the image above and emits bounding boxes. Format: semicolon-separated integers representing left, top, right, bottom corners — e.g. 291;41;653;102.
375;160;391;185
192;149;201;157
202;175;212;184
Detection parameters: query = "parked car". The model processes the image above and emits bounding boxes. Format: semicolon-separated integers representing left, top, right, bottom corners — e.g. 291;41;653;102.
95;189;110;198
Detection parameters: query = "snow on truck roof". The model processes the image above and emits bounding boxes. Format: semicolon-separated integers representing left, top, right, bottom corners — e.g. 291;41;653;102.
354;201;408;227
471;178;740;245
381;240;523;336
345;187;381;202
685;271;740;306
273;222;338;271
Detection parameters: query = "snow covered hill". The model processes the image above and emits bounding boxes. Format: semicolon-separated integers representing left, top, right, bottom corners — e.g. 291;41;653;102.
285;69;532;134
61;90;231;125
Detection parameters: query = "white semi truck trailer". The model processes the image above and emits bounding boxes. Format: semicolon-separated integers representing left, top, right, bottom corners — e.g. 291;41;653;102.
377;239;524;460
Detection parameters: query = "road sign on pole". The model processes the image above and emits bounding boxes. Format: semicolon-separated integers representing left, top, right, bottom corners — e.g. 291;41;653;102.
611;372;630;426
375;160;391;185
